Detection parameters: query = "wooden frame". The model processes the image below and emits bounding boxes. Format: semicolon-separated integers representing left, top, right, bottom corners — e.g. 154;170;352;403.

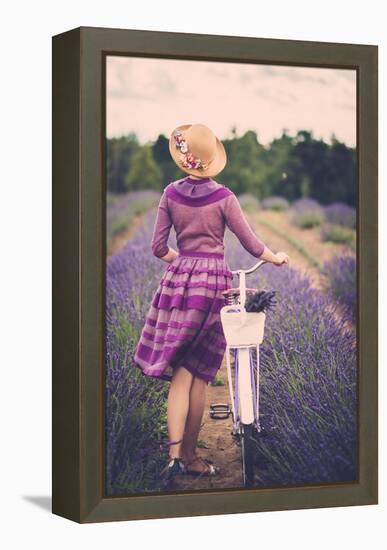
52;26;378;523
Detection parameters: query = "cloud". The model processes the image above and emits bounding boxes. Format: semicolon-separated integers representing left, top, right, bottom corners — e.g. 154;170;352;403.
260;65;330;85
255;86;297;106
208;66;229;78
336;101;356;111
106;56;356;146
337;70;357;84
107;57;186;101
149;69;178;95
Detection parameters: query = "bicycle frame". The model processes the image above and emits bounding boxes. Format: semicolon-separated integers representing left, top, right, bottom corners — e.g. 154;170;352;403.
221;259;268;433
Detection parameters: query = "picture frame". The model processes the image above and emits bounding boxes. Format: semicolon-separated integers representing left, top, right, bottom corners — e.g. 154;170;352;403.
52;26;378;523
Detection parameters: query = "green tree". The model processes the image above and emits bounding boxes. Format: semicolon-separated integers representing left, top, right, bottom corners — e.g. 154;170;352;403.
263;131;304;201
292;131;356;206
125;144;163;191
107;133;139;193
152;134;182;183
221;130;266;197
328;140;356;206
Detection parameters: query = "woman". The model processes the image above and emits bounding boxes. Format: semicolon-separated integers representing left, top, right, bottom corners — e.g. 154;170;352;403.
133;123;289;478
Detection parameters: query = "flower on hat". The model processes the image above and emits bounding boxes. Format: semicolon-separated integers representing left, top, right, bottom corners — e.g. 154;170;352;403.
174;131;188;153
173;129;207;170
183;152;204;170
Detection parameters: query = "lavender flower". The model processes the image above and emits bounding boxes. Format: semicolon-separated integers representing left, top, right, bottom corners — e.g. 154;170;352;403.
322;255;357;324
324;202;356;229
238;193;261;212
261;196;290;211
290;197;325;228
245;290;277;313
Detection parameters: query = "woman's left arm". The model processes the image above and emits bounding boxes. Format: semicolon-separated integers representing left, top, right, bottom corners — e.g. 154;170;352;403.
151;190;178;263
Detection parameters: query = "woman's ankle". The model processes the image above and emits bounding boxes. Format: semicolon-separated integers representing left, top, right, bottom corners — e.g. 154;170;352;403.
168;444;183;459
166;438;184;459
168;451;182;460
181;447;196;461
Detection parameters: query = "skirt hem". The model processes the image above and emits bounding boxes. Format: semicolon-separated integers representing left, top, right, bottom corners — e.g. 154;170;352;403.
133;360;214;385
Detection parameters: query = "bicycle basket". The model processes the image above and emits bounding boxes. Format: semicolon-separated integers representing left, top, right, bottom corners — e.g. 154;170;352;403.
220;305;265;346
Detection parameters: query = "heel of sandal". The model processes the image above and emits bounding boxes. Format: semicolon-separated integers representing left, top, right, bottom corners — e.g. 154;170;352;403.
184;455;219;476
160;457;186;479
159;439;186;479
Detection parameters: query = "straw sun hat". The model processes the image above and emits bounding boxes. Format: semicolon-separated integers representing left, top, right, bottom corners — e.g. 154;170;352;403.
169;123;227;178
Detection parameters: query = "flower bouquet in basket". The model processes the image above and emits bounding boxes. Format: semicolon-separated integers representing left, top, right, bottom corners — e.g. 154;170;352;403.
244;290;277;313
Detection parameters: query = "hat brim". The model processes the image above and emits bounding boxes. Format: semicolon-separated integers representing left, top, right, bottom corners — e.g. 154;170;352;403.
169;123;227;178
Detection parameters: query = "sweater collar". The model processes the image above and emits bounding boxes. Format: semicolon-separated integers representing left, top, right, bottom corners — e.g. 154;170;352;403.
184;176;212;185
173;175;219;198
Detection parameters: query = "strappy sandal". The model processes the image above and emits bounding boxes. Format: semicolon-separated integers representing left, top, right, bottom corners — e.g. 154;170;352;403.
184;454;219;477
159;438;186;480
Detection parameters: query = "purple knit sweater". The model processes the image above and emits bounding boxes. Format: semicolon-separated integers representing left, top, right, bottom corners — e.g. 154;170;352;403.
151;175;266;259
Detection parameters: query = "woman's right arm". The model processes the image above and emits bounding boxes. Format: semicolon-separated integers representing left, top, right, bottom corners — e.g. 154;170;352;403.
223;193;289;265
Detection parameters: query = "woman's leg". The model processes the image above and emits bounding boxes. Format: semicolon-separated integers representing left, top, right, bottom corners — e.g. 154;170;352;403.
167;366;194;459
181;375;208;463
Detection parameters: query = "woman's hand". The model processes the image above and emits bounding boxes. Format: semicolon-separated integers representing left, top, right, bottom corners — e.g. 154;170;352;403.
260;245;289;266
273;251;290;266
160;247;179;263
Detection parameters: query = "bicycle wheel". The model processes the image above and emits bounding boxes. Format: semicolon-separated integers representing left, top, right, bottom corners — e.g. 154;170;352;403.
240;422;255;486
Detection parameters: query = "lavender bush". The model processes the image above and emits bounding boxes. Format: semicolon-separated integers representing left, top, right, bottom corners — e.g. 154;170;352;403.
324;202;356;229
290;197;325;229
261;196;290;211
322;255;357;324
321;223;356;250
238;193;261;213
106;207;178;495
107;190;160;242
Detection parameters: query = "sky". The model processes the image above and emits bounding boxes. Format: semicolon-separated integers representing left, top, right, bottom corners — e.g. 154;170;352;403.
106;56;356;147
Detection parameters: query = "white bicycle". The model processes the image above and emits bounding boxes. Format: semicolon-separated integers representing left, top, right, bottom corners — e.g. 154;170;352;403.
216;259;269;486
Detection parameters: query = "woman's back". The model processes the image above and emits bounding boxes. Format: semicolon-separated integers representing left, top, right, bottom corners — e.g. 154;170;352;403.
151;175;265;259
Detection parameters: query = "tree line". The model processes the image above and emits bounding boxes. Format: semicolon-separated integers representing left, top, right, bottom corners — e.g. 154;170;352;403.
106;128;356;206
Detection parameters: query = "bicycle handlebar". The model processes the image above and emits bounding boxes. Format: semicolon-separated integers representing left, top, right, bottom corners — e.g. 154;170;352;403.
230;259;268;276
224;259;269;311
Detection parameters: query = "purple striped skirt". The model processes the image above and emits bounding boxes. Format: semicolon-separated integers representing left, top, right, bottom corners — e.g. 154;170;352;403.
133;250;234;384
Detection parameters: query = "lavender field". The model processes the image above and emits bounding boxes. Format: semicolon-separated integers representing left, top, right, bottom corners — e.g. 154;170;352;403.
106;199;357;495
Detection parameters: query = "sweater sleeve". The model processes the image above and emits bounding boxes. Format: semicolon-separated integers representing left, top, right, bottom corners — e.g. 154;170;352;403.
223;193;265;258
151;189;172;258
